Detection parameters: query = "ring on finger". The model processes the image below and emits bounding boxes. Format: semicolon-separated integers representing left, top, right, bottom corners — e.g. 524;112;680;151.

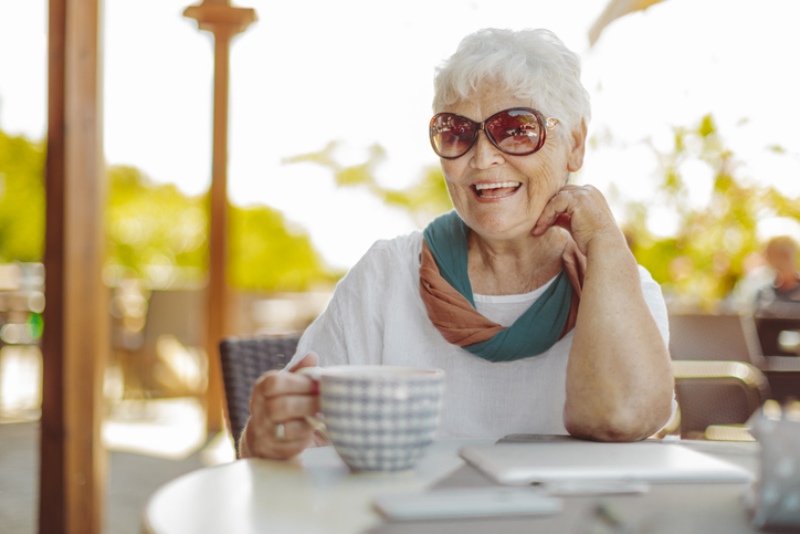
274;422;286;441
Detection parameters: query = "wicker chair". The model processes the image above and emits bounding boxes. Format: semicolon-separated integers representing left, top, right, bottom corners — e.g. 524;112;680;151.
219;334;301;456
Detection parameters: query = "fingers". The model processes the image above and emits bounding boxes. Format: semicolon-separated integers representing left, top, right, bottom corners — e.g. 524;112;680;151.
260;383;320;422
250;369;320;421
266;418;314;448
290;351;318;371
244;354;322;460
532;185;621;251
531;185;583;236
244;414;317;459
256;367;318;398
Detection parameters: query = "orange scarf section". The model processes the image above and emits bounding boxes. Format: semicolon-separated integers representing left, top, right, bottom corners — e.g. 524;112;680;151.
419;238;586;349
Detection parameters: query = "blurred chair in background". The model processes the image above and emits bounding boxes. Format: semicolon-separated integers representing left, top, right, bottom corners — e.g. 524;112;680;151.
668;313;764;367
755;317;800;357
671;360;771;440
752;235;800;365
669;313;772;440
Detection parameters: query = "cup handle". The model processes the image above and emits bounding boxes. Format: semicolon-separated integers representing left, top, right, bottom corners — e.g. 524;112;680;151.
296;367;328;438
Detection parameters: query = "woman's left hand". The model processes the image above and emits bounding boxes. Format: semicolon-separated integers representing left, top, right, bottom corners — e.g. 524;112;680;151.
531;184;621;255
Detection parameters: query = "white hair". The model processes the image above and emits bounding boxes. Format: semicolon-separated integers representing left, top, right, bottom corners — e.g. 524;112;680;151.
432;28;591;137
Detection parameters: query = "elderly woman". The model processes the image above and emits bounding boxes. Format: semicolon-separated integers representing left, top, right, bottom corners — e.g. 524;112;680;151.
240;28;674;460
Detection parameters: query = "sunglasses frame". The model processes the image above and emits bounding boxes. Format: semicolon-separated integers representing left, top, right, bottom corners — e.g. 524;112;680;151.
429;107;559;160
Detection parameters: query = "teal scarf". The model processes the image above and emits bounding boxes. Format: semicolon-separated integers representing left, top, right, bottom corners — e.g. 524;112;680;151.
421;211;576;362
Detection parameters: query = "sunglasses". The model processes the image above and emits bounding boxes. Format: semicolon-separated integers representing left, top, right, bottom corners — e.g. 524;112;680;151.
429;107;559;159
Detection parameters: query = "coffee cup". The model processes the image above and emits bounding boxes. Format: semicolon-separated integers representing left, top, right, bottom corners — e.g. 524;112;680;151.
299;365;445;472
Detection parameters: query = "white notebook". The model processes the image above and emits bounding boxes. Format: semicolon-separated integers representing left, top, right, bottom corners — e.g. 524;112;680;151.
460;440;754;486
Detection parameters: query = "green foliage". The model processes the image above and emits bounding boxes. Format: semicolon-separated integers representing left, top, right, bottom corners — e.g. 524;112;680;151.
0;131;45;262
106;165;337;291
624;114;800;310
0;129;338;292
228;203;340;291
106;165;208;287
285;141;452;227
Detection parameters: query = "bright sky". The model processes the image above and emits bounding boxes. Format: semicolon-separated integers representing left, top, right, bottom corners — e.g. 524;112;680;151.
2;0;800;269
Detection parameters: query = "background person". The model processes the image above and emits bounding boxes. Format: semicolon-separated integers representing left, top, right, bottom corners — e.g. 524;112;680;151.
240;28;675;461
754;235;800;318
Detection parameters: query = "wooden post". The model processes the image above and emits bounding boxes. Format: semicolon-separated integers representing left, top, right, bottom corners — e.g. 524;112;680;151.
184;1;256;433
40;0;108;532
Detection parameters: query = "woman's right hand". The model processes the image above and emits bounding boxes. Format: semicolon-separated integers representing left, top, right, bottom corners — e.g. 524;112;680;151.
238;352;325;459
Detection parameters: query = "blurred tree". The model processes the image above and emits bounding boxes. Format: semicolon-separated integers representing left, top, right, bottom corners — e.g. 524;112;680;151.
285;141;452;228
623;114;800;310
228;202;341;291
107;165;338;291
106;165;208;287
0;129;338;292
0;130;45;262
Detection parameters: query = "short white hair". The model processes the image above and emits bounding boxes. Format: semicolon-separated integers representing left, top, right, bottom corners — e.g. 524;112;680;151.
432;28;591;137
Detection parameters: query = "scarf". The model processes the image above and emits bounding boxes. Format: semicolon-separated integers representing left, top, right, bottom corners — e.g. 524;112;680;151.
419;210;584;362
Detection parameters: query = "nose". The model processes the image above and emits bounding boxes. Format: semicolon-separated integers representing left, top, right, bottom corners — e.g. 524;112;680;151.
469;130;505;169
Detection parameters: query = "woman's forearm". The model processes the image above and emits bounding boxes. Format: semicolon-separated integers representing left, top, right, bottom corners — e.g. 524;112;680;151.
563;232;673;441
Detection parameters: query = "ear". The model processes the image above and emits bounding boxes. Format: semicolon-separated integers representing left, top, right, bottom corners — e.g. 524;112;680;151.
566;118;587;173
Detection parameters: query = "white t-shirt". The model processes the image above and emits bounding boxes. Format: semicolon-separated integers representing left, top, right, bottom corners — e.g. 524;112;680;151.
290;231;671;439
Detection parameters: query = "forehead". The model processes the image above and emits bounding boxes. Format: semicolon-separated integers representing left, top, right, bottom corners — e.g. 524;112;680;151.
443;88;536;120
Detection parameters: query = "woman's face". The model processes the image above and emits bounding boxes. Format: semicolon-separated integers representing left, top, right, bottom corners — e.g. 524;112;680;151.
439;90;585;243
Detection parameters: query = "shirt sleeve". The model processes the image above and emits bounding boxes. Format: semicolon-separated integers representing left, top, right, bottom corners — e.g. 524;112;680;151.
637;264;680;427
286;238;402;369
638;264;670;347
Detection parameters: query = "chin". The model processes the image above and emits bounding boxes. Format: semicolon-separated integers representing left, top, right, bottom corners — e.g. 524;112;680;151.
467;215;535;242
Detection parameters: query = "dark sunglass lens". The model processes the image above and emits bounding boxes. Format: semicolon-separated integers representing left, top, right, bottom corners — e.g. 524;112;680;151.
431;114;476;157
486;110;541;155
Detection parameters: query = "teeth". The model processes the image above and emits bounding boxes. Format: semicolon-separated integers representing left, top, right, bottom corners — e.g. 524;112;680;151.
474;181;521;191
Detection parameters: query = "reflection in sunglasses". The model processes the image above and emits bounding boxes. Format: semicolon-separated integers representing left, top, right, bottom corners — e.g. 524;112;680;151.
429;107;557;159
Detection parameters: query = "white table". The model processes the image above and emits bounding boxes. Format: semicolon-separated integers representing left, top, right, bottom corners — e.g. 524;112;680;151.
143;439;762;534
142;439;494;534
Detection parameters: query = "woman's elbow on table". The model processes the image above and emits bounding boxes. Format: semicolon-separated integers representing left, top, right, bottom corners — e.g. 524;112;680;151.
563;397;673;442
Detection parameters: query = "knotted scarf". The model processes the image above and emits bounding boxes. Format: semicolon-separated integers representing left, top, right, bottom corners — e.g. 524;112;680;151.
419;210;585;362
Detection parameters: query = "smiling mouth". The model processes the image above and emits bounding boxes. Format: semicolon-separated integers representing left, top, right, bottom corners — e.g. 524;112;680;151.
472;181;522;198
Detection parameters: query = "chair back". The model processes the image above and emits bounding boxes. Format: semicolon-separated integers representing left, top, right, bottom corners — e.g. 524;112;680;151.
672;360;771;439
219;334;301;455
754;317;800;356
669;313;765;368
667;314;796;439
